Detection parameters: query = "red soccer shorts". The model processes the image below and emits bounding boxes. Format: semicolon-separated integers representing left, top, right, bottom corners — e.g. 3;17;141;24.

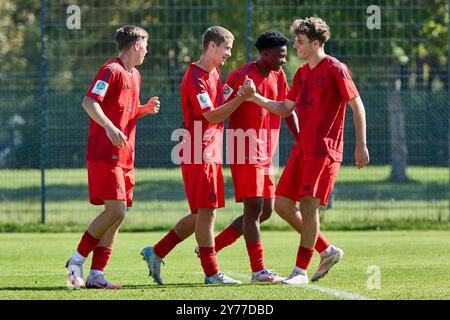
87;160;135;207
181;163;225;214
275;146;340;206
230;164;275;202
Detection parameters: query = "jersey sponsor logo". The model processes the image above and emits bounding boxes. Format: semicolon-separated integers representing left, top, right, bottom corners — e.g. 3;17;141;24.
223;84;234;101
196;92;213;109
91;80;109;97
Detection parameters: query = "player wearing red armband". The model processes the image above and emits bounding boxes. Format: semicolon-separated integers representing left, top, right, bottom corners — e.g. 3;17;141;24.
141;26;256;285
65;25;160;289
250;18;370;284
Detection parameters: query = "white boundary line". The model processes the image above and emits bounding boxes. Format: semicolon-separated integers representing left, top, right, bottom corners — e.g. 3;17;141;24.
219;272;374;301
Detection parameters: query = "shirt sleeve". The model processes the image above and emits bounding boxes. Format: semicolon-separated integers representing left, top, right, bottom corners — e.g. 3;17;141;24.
286;68;302;102
223;69;244;102
186;70;214;115
331;62;359;101
86;64;117;102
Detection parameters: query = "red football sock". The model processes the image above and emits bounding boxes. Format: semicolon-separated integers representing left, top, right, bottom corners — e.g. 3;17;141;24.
199;247;219;277
296;246;314;270
246;240;265;273
315;233;331;254
76;231;100;258
153;229;182;258
91;247;112;272
215;225;241;252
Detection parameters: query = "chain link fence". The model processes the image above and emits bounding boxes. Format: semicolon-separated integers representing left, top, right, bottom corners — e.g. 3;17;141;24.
0;0;448;228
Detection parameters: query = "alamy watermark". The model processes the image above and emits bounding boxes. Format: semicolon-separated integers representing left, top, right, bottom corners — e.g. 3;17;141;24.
366;265;381;290
66;4;81;30
367;5;381;30
170;121;280;172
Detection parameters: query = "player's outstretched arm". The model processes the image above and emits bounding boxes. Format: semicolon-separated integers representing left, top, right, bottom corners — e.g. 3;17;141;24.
348;96;369;169
284;110;300;139
136;96;160;120
248;94;295;118
202;76;256;124
82;96;128;147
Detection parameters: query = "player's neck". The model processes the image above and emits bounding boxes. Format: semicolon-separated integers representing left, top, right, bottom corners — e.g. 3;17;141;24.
197;55;217;73
118;53;135;73
256;60;270;77
307;50;327;69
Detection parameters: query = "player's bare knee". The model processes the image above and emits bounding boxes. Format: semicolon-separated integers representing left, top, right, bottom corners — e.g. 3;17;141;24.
260;207;272;222
105;201;127;221
274;199;290;219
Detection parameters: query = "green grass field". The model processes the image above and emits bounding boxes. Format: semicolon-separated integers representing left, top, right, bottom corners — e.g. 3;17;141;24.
0;166;449;230
0;230;449;300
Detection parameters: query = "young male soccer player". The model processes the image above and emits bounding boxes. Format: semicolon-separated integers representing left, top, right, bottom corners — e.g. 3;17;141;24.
141;26;256;285
66;25;160;289
199;30;343;283
249;18;370;284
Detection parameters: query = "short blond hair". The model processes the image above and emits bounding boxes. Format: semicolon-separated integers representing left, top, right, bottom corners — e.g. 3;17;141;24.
290;17;330;46
202;26;234;52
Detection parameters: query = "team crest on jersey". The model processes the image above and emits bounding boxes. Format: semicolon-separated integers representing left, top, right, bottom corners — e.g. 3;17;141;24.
196;92;213;109
91;80;109;97
223;84;234;101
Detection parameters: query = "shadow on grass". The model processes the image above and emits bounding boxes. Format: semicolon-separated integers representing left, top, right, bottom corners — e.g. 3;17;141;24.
1;177;448;202
0;283;247;292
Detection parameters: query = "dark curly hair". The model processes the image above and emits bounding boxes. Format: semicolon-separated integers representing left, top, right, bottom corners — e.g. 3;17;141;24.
255;30;289;52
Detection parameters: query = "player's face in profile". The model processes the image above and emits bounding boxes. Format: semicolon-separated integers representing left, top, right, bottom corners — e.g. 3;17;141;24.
294;34;313;59
262;45;287;71
214;38;233;66
136;38;148;65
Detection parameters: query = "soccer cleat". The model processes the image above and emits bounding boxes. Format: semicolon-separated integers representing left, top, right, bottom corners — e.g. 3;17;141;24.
281;269;309;285
140;246;164;285
251;269;285;283
86;273;122;289
311;246;344;282
66;258;85;289
204;272;242;285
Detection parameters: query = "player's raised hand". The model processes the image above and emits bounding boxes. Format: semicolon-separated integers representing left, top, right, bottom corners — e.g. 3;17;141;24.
144;96;160;114
242;76;256;97
355;144;369;169
105;124;128;147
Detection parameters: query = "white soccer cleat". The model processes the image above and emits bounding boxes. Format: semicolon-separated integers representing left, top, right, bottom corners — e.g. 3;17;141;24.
251;269;285;283
281;268;309;285
204;272;241;285
86;273;122;289
311;245;344;282
141;246;164;285
66;258;85;289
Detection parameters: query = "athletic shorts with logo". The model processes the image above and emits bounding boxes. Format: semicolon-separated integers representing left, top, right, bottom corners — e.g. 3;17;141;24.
87;160;135;207
181;163;225;214
275;144;340;206
230;164;275;202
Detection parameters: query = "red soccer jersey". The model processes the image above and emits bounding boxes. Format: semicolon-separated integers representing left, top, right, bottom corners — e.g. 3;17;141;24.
179;63;224;164
286;55;359;162
85;57;141;168
225;62;288;166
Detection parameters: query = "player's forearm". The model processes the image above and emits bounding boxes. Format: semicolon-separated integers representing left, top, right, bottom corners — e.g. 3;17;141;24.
349;97;367;147
284;111;300;139
206;94;248;124
135;105;152;120
82;96;114;129
251;93;292;117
